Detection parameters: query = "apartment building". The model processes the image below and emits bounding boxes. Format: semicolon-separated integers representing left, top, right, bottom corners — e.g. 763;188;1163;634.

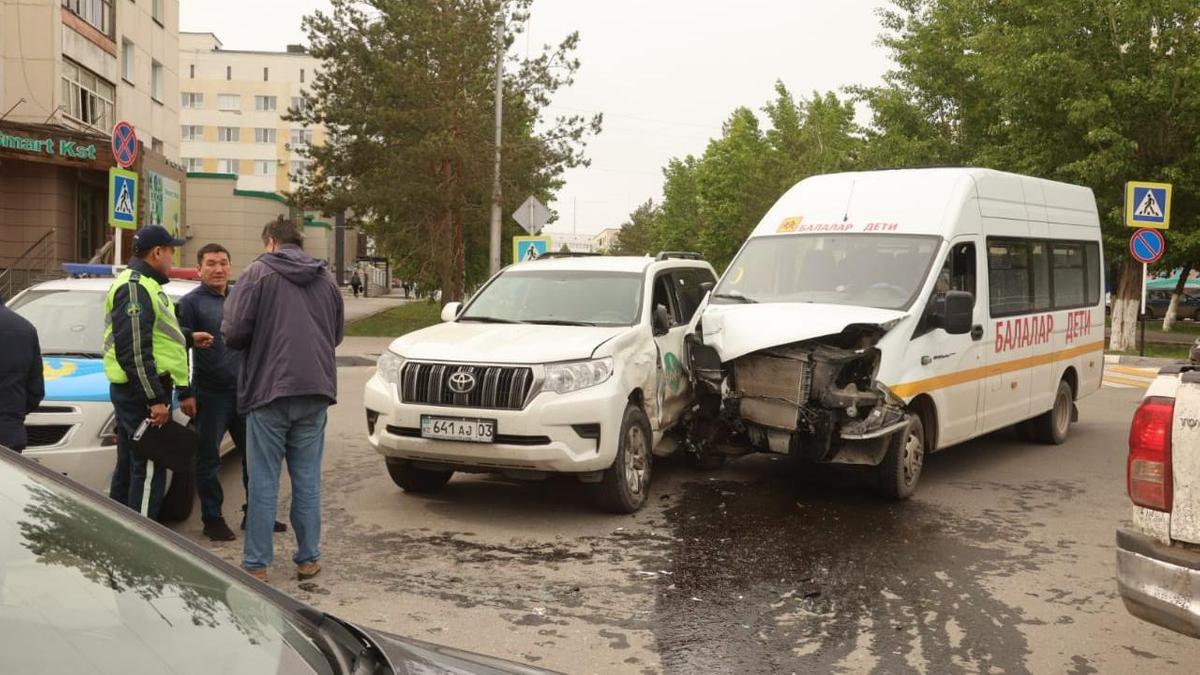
0;0;182;271
178;32;322;194
592;227;621;253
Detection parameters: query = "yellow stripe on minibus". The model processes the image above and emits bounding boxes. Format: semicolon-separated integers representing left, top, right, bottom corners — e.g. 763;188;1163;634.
889;340;1105;398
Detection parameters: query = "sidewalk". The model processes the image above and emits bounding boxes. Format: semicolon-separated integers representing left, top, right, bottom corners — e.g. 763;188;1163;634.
342;293;410;324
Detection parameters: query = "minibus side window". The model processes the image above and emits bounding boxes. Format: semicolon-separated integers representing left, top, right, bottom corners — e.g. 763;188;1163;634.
1084;242;1101;306
1052;242;1086;308
1031;242;1052;311
988;240;1033;317
915;242;976;337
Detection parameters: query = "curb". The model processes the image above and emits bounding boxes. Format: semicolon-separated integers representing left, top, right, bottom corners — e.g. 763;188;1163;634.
1104;353;1179;368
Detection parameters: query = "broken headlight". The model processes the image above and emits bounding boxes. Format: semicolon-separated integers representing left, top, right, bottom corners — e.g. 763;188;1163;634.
544;358;613;395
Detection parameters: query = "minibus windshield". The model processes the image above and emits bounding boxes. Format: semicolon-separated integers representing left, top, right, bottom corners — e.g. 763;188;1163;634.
713;234;941;310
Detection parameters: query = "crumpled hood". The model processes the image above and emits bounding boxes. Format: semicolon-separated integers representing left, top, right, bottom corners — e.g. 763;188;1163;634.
389;322;630;364
258;246;328;286
696;302;909;362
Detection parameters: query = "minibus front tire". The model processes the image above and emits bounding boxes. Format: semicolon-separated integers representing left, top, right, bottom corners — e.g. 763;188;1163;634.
877;412;925;500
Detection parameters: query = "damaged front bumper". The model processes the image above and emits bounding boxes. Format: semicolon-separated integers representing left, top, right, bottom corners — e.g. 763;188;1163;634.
687;326;911;466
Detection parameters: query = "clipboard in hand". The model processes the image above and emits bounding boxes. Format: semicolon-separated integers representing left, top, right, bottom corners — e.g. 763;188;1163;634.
131;418;198;473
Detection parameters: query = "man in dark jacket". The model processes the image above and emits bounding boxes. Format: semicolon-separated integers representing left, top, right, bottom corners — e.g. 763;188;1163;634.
178;243;286;541
223;216;343;583
0;304;44;453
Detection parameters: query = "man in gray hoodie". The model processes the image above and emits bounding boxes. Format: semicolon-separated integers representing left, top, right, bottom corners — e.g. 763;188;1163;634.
223;216;343;583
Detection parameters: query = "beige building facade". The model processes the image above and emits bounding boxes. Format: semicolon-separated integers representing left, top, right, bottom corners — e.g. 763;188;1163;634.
178;32;323;194
0;0;183;281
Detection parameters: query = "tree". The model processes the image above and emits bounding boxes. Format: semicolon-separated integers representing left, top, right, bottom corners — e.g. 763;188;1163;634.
862;0;1200;350
611;199;659;255
290;0;600;302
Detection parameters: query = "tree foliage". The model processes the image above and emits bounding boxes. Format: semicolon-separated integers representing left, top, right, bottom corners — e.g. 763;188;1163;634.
610;199;659;255
291;0;600;301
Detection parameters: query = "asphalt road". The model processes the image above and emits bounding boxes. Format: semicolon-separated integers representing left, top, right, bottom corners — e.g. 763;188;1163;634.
172;366;1198;674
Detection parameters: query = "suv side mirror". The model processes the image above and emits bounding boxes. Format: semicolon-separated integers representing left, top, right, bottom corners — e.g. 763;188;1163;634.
652;304;672;336
700;281;715;293
440;302;462;322
942;290;974;335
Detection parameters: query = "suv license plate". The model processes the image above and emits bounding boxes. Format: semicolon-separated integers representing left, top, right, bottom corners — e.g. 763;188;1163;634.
420;416;496;443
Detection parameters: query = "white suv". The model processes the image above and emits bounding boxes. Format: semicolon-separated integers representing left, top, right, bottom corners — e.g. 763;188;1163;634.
1117;363;1200;638
364;253;718;512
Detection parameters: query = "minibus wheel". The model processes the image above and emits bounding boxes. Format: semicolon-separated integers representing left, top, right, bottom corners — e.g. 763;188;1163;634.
1032;379;1074;445
878;411;924;500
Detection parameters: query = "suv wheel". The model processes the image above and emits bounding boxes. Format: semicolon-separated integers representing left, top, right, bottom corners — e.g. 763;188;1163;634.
877;412;924;500
386;459;453;493
596;405;653;513
1032;379;1074;445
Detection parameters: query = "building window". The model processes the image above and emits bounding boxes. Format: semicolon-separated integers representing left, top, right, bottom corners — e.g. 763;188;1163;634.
254;160;277;177
300;68;305;83
218;94;240;111
290;96;308;114
254;128;276;144
61;58;115;130
226;65;232;81
290;160;310;181
152;0;164;25
254;95;277;112
183;157;203;172
289;128;313;148
263;67;269;82
217;158;240;174
181;125;202;141
217;126;240;142
181;92;204;109
121;40;134;82
62;0;113;37
151;137;163;154
150;60;163;101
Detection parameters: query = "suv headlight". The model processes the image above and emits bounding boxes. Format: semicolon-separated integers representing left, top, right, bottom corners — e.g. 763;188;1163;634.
99;413;118;447
544;358;613;395
377;351;405;385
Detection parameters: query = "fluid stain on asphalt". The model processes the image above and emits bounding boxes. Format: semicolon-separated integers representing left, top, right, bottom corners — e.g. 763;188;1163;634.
654;478;1035;674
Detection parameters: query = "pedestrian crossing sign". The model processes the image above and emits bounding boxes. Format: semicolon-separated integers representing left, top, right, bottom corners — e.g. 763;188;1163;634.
109;167;138;230
1125;181;1171;229
513;236;552;263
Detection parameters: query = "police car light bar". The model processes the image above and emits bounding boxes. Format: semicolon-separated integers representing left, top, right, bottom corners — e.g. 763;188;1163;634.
61;263;199;281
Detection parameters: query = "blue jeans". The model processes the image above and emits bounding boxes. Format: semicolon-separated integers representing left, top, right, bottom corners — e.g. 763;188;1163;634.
243;395;328;570
108;383;167;518
194;388;247;523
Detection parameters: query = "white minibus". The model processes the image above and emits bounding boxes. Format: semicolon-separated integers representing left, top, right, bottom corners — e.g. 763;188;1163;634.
687;168;1105;498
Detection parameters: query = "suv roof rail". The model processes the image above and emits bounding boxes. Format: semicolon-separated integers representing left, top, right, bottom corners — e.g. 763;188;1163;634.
534;251;603;259
655;251;703;261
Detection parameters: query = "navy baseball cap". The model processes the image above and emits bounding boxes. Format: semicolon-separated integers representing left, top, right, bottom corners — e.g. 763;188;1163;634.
132;225;185;254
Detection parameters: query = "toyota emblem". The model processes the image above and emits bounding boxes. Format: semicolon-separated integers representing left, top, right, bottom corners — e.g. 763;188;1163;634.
447;370;477;395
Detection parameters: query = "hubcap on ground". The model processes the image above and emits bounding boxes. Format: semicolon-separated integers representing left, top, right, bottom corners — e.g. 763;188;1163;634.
903;426;924;486
624;426;648;495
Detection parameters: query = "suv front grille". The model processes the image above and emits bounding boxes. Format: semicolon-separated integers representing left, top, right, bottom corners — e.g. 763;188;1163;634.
25;425;73;448
400;363;534;410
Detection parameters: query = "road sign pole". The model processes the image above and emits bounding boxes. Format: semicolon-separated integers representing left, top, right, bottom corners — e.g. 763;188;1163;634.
1140;262;1147;357
114;227;122;266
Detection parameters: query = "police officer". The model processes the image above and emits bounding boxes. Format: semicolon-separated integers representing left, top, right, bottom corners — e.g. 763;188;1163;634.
104;225;212;518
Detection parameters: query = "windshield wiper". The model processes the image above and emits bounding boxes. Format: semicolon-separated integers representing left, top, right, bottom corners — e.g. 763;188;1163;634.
458;316;523;324
41;351;103;358
297;608;390;675
712;292;757;304
525;319;597;326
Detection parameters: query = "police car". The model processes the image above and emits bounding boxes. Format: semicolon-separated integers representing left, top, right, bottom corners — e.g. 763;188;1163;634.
6;265;213;522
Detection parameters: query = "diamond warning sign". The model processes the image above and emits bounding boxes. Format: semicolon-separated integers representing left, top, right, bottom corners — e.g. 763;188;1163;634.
109;167;138;230
1125;180;1172;229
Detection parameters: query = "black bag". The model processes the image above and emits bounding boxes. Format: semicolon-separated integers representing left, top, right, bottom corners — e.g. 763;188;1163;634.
131;418;198;473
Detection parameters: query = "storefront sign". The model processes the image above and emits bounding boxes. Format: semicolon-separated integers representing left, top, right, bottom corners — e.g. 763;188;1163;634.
0;130;98;160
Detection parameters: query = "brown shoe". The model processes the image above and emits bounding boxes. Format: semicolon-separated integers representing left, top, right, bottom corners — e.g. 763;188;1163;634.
245;567;269;583
297;561;321;581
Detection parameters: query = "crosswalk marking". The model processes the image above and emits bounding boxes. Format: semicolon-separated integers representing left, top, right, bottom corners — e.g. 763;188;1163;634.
1103;365;1159;389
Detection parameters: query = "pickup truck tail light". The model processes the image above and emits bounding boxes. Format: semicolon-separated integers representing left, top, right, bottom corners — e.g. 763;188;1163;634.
1128;396;1174;512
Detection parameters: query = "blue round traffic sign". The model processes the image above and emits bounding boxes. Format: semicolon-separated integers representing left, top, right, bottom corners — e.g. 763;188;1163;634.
112;121;138;168
1130;228;1165;264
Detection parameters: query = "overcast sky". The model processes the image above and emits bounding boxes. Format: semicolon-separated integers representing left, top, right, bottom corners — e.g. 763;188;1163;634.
182;0;893;236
